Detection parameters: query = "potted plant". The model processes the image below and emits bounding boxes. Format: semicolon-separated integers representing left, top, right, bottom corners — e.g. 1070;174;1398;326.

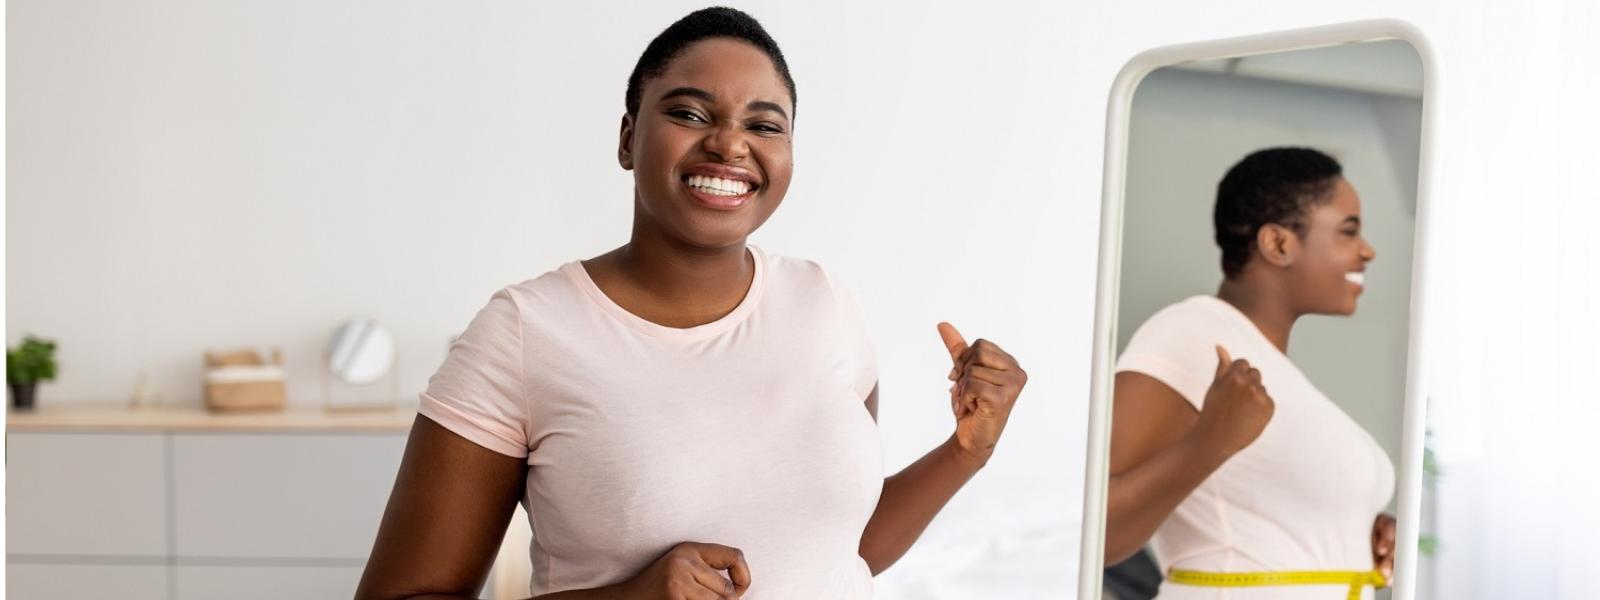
7;336;58;410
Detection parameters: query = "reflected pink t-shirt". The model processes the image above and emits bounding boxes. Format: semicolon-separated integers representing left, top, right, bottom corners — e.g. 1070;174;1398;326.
418;245;884;598
1116;295;1396;600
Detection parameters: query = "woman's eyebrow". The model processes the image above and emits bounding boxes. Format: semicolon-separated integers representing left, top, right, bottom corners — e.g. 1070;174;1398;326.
747;100;789;121
1343;215;1362;226
659;86;716;104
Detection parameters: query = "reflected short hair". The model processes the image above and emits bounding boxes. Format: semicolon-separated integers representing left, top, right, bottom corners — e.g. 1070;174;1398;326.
1213;147;1344;279
624;7;796;118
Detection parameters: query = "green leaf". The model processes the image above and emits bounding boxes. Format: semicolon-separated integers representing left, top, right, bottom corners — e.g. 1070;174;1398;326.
6;335;58;385
1418;534;1439;556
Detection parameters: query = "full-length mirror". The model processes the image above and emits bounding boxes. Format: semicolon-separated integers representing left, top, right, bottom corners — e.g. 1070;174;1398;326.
1084;26;1432;600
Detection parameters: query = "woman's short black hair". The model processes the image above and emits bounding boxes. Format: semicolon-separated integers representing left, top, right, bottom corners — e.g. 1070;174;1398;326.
1213;147;1344;279
624;7;796;118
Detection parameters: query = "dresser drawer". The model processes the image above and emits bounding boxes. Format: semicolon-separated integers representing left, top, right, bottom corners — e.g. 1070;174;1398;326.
174;564;366;600
171;433;405;559
5;432;169;556
7;563;168;600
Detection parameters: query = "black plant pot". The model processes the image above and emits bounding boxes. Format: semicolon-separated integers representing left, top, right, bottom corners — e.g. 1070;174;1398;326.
10;383;37;410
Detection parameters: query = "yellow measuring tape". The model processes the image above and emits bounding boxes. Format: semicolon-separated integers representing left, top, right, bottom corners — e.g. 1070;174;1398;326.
1167;569;1387;600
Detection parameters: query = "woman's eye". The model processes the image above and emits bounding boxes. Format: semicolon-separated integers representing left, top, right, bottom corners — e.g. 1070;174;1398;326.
750;124;783;134
669;110;707;123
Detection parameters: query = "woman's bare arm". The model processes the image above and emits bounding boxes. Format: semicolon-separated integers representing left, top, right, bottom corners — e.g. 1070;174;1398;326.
356;415;531;600
1104;350;1273;565
357;415;720;600
857;385;990;575
857;327;1028;575
1103;372;1219;565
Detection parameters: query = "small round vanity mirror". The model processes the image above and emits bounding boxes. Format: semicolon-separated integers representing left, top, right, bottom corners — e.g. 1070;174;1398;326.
326;318;395;385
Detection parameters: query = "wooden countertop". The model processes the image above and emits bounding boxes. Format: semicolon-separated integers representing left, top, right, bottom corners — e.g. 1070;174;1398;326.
5;403;419;433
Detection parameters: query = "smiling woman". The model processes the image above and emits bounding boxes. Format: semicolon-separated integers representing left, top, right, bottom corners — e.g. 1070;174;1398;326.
1105;148;1394;600
354;7;1028;600
617;26;795;255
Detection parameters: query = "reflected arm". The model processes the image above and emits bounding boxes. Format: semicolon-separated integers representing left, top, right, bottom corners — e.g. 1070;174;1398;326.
1103;372;1229;565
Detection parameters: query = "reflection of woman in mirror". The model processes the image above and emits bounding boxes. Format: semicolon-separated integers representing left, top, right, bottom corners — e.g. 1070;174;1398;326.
1105;148;1395;598
356;8;1028;599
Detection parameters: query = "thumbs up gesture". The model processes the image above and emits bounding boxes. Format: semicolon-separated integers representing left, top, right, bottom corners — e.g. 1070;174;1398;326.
1191;345;1275;461
939;322;1028;464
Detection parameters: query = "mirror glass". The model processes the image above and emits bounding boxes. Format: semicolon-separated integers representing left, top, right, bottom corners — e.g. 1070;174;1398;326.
1100;38;1424;600
327;318;396;385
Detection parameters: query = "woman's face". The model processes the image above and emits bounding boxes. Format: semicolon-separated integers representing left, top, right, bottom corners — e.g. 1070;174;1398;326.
1288;177;1377;315
619;38;794;250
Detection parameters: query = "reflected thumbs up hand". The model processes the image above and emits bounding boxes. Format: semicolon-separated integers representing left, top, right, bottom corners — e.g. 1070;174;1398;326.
939;322;1027;465
1191;345;1275;462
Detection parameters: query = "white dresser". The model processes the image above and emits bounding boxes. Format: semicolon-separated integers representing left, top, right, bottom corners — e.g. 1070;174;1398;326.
5;405;423;599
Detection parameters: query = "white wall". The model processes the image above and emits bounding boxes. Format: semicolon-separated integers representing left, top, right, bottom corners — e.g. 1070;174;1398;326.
5;0;1090;594
1118;60;1422;469
6;1;1599;598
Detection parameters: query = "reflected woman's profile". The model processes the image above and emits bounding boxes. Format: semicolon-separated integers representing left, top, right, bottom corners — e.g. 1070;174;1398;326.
1106;148;1396;599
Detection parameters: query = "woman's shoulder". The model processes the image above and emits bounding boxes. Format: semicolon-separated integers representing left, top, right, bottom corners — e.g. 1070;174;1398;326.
756;247;839;292
1116;296;1239;404
755;247;866;314
1140;295;1236;332
481;260;591;316
1120;295;1239;360
757;246;826;278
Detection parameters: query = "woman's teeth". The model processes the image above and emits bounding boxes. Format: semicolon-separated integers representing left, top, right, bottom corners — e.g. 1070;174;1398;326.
1345;272;1366;285
687;175;752;197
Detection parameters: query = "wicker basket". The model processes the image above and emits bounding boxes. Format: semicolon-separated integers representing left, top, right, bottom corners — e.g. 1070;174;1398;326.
203;349;286;412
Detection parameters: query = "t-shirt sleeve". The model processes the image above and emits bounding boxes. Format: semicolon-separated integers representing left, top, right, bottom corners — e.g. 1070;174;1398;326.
824;270;879;400
1114;306;1220;411
417;288;530;459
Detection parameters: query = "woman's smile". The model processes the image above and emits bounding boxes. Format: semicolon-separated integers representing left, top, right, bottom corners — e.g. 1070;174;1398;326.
1345;270;1366;293
681;163;761;210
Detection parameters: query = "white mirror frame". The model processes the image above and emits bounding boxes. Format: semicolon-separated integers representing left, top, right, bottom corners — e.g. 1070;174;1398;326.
1079;19;1438;600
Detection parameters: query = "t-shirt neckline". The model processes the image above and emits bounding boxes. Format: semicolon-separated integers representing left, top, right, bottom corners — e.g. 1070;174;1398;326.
563;245;767;342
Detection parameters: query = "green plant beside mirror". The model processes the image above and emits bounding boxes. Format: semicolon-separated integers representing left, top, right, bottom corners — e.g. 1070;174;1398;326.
1419;427;1442;557
7;336;58;410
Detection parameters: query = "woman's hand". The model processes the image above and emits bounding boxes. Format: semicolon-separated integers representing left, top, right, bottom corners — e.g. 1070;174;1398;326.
618;542;751;600
1189;345;1275;462
939;322;1027;465
1372;513;1396;585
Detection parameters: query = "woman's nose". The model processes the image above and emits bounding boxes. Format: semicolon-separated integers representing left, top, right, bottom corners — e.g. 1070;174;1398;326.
1361;238;1377;262
702;124;749;163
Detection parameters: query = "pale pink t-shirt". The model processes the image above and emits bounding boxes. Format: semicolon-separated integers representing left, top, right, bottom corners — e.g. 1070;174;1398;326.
418;245;884;598
1116;295;1396;600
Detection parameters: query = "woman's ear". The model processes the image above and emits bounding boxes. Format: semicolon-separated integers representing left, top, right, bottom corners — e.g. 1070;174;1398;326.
618;113;636;170
1255;223;1300;268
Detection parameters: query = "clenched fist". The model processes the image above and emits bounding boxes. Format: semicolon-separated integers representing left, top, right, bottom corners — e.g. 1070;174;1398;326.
617;541;751;600
940;322;1027;463
1191;345;1275;461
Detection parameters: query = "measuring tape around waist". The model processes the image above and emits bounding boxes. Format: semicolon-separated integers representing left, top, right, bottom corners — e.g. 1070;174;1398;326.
1166;568;1388;600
